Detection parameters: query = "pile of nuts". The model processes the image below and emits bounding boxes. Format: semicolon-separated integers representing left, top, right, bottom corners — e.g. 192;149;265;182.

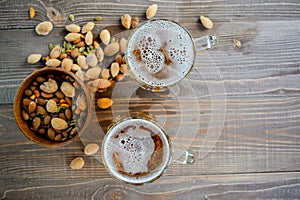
36;22;129;98
21;73;87;142
29;4;162;107
27;4;215;170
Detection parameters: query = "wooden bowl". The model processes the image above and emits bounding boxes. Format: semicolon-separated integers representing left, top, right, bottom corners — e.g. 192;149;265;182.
14;68;92;148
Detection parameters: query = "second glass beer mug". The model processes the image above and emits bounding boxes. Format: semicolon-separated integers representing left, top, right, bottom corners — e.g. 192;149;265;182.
101;116;195;185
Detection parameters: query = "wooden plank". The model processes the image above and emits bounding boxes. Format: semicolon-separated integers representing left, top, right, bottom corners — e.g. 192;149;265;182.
0;0;300;29
1;172;300;199
1;19;300;103
1;0;300;199
0;0;300;103
2;94;300;177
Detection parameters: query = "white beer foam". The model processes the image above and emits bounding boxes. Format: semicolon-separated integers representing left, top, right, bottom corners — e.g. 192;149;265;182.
103;118;170;184
127;20;195;87
105;125;155;174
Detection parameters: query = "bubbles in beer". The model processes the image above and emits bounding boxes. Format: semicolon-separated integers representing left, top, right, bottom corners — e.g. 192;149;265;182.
127;20;195;87
102;118;170;184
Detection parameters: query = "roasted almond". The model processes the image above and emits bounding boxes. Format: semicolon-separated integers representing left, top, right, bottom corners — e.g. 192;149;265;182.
97;98;113;109
121;14;131;29
110;62;119;78
65;33;81;42
27;54;42;64
99;29;110;45
84;143;100;155
35;21;53;36
100;68;110;80
97;79;111;89
70;157;84;170
200;15;213;29
104;43;119;56
65;24;81;33
146;4;158;19
50;45;61;59
86;67;101;79
82;22;94;33
119;38;127;54
85;31;93;45
46;58;61;67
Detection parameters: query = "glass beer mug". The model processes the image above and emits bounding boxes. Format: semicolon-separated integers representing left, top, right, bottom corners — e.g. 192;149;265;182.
125;19;217;92
101;116;195;185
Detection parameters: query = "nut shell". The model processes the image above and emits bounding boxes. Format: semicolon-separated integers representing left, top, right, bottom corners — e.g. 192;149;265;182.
35;21;53;36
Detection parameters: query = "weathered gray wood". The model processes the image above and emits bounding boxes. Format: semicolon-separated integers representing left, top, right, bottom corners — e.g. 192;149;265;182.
1;93;300;176
1;0;300;30
1;1;300;103
1;0;300;199
1;172;300;199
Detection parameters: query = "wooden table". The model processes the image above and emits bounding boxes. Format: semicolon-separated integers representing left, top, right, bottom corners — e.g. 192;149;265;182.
1;0;300;199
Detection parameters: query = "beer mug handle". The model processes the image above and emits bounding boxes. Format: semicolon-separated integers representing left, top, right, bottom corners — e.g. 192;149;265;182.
193;35;217;51
172;148;195;164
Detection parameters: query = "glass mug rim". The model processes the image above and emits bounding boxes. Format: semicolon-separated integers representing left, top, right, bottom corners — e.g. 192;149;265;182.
101;116;173;185
125;18;197;92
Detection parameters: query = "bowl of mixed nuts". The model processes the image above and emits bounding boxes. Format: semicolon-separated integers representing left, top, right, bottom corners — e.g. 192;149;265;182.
14;68;92;147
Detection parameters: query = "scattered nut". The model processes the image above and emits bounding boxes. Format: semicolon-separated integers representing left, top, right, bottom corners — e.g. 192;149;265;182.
84;143;100;155
70;157;85;170
131;16;139;29
100;68;110;80
95;47;104;62
85;31;93;46
233;39;242;48
146;4;158;19
86;53;98;67
29;7;35;18
110;62;120;78
86;67;101;79
119;38;127;54
75;69;85;82
69;14;75;22
40;78;58;93
65;24;81;33
200;15;213;29
76;92;87;111
71;64;81;71
120;64;128;75
82;22;95;33
86;79;100;92
97;98;113;109
121;14;131;29
97;79;111;89
71;48;80;58
99;29;110;45
94;16;102;21
46;58;61;67
104;43;120;56
35;21;53;36
50;45;61;59
77;55;88;70
116;73;125;81
65;33;81;42
27;54;42;64
61;58;73;71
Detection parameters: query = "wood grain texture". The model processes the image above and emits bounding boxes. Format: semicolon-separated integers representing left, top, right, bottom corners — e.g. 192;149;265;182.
0;1;300;103
1;0;300;199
